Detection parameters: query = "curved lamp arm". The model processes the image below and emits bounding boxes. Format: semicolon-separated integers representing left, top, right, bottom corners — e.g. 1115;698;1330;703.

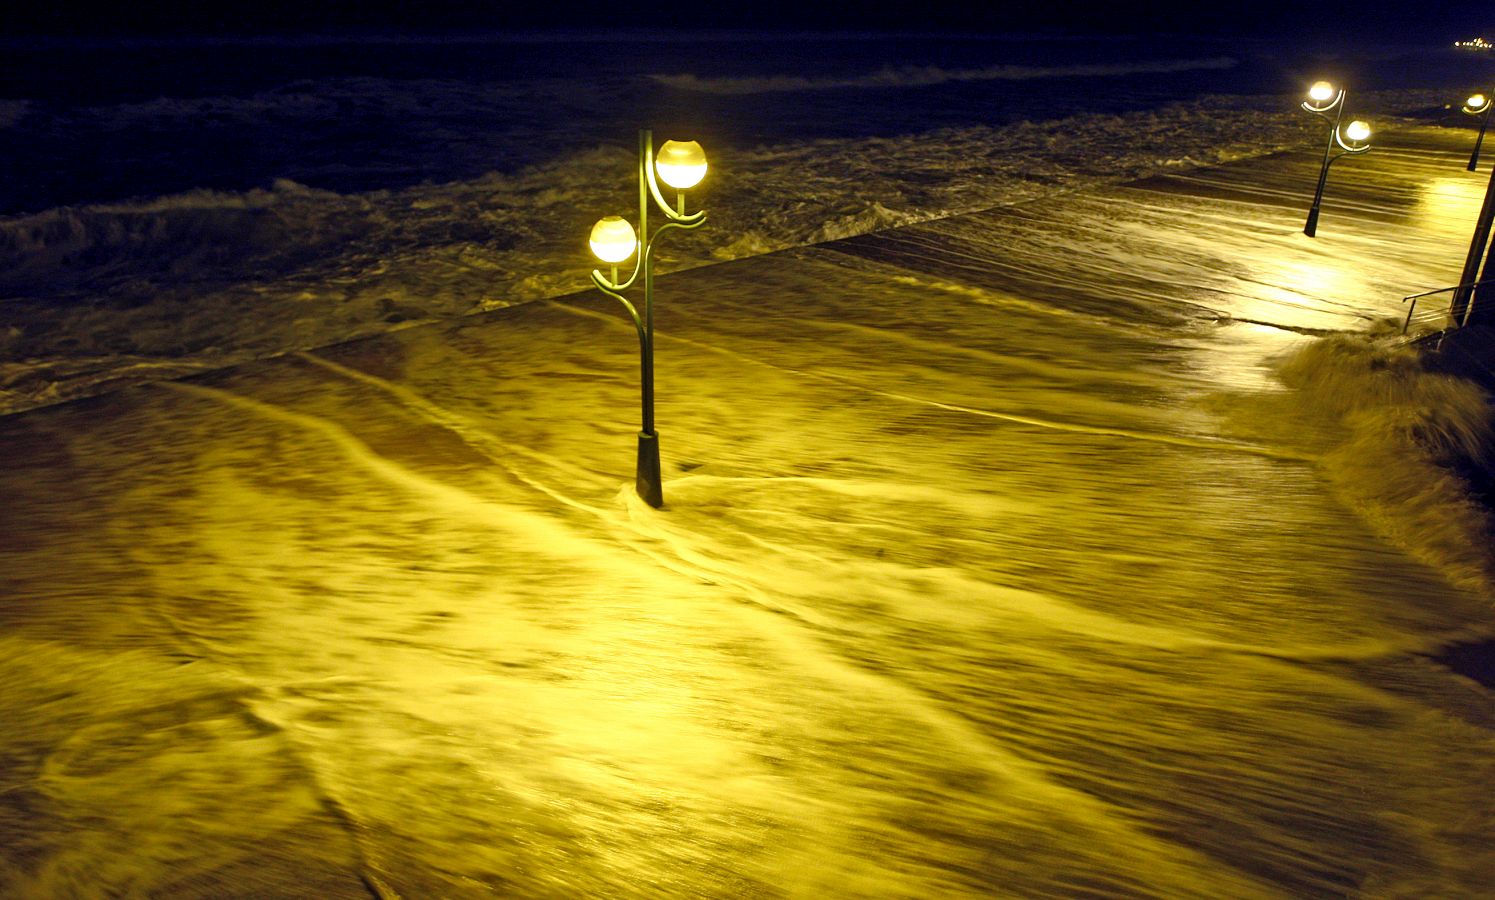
590;214;706;295
1301;89;1345;118
588;218;706;333
649;216;707;248
590;272;646;342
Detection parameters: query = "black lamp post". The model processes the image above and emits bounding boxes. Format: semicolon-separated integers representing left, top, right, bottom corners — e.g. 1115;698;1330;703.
1463;91;1494;171
1300;81;1372;237
588;130;707;509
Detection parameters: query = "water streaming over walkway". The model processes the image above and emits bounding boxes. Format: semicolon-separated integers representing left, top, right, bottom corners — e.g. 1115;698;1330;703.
2;125;1494;897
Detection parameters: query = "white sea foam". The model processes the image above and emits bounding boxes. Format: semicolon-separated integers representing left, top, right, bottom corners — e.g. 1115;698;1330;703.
1275;327;1495;595
651;56;1239;94
3;92;1375;418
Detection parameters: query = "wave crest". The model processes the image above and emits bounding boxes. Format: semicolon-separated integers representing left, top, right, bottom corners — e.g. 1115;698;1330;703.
1277;328;1495;596
0;180;362;294
651;57;1238;95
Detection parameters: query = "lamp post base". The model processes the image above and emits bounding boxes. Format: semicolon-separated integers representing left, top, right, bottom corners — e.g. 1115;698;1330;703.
636;431;663;508
1304;205;1321;238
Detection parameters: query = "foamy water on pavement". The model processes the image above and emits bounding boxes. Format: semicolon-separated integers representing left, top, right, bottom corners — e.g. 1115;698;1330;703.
3;124;1495;896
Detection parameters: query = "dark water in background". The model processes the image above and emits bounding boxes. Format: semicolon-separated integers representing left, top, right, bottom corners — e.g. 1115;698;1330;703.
1;31;1489;213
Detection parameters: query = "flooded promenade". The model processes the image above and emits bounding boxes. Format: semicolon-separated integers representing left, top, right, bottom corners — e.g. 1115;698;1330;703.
3;124;1494;897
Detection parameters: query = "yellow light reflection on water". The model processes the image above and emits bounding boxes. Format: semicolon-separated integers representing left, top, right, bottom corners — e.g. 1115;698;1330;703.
1412;176;1487;241
1277;257;1356;298
1249;255;1366;322
1183;254;1366;391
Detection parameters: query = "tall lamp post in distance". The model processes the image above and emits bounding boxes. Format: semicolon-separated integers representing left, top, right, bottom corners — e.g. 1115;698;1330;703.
1463;91;1493;171
1300;80;1372;237
588;130;707;509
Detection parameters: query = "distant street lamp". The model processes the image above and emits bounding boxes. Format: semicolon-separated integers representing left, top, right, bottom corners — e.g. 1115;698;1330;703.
588;130;707;509
1463;91;1493;171
1300;81;1372;237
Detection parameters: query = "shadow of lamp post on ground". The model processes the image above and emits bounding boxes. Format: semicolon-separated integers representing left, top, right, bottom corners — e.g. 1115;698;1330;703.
588;130;708;509
1300;80;1372;237
1463;91;1493;171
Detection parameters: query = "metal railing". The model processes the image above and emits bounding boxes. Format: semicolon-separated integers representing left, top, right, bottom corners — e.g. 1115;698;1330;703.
1401;278;1495;334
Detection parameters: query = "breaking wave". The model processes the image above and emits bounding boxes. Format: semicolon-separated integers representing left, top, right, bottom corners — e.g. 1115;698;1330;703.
650;57;1239;94
1275;325;1495;596
0;180;360;292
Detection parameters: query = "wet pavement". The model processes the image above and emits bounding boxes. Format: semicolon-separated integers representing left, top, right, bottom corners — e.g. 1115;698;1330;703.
3;125;1495;897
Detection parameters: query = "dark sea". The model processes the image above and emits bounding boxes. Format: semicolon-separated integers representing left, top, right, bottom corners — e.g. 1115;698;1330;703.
1;30;1485;212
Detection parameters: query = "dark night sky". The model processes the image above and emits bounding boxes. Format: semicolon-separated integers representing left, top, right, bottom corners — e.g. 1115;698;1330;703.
3;0;1492;42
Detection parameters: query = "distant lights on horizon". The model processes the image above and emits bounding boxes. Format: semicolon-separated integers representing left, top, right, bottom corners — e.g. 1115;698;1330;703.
1454;37;1493;50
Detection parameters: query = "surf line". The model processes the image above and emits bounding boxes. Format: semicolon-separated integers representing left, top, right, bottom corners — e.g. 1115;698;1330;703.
546;300;1316;464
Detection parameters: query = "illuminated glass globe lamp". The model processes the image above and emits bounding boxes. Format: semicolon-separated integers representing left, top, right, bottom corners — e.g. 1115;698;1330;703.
589;215;638;277
1300;80;1368;237
1463;90;1495;171
583;130;710;510
654;140;708;213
